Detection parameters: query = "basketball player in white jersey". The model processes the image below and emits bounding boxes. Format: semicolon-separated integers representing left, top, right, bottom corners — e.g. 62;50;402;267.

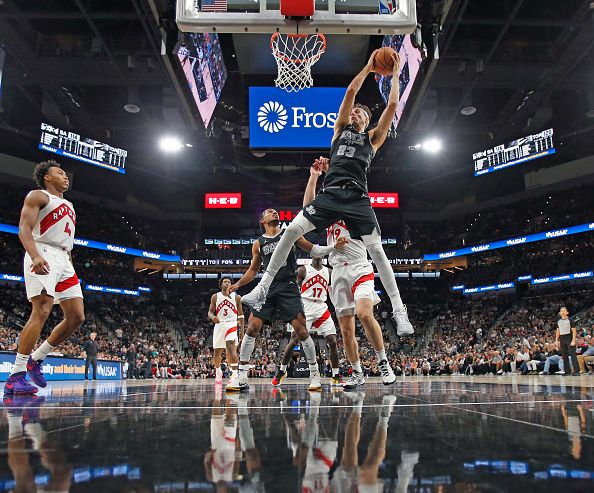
271;256;342;387
208;277;244;383
305;161;396;390
205;398;240;490
3;161;85;396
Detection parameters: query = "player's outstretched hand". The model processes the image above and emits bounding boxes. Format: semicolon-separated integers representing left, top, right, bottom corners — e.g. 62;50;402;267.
391;52;401;76
366;49;379;73
334;237;349;250
31;256;50;275
228;283;239;294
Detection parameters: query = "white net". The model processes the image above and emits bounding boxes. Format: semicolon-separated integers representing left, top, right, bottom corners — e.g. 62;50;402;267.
270;33;326;92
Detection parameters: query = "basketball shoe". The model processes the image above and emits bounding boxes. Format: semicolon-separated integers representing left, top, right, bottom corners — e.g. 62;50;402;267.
271;369;287;387
226;373;250;393
4;372;38;395
343;372;365;391
393;305;414;336
27;356;47;388
240;283;269;311
331;374;345;386
308;369;322;392
379;360;396;385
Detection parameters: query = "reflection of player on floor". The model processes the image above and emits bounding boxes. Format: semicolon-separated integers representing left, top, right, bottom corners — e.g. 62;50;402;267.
334;393;419;493
283;393;339;493
308;162;396;390
240;50;414;337
4;395;73;493
226;209;346;393
4;161;85;396
208;277;244;383
272;256;343;387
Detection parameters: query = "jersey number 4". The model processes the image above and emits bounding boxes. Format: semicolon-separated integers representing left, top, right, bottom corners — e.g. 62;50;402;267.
64;222;72;236
337;145;356;158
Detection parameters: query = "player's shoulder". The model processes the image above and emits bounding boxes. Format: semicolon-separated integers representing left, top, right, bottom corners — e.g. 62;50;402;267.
24;189;50;206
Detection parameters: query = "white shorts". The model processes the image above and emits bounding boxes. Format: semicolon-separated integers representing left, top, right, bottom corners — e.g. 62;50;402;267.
24;243;83;304
329;263;379;318
213;321;239;349
303;300;336;337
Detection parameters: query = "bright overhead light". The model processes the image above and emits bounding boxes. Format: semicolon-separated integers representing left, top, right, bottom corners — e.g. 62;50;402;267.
159;137;183;152
421;138;442;153
460;106;477;116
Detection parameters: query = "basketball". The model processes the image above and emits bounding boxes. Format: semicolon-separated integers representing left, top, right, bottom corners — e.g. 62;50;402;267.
373;46;398;76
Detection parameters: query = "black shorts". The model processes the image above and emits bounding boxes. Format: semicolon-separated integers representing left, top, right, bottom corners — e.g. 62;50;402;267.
302;187;380;239
252;280;304;325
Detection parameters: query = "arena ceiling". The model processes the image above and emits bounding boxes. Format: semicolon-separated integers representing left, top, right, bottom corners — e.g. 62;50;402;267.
0;0;593;214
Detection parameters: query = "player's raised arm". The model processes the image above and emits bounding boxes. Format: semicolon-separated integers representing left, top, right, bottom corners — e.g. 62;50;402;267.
333;50;378;141
207;293;220;324
19;190;50;275
303;161;324;206
370;52;400;151
229;240;263;293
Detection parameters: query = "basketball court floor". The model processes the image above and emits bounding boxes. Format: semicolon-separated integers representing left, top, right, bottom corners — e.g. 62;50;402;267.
1;376;593;492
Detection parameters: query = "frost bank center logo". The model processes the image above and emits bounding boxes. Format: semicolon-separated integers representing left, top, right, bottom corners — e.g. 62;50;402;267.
258;101;288;133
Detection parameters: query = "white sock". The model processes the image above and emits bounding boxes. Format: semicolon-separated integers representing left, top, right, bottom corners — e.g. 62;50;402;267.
239;364;250;376
375;349;387;363
378;417;389;432
280;364;287;372
352;361;363;374
8;415;22;439
11;353;29;375
31;340;56;362
332;368;339;377
215;366;221;372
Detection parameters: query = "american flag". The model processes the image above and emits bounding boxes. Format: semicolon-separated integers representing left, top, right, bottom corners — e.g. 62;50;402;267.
200;0;228;12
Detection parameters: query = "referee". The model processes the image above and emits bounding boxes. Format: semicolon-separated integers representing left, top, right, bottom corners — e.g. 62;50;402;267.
556;307;580;376
83;332;99;380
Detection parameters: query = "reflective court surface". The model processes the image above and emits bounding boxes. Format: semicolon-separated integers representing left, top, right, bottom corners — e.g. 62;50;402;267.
1;376;593;492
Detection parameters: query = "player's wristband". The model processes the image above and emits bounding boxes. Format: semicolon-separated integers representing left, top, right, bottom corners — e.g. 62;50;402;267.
310;244;333;257
238;315;245;319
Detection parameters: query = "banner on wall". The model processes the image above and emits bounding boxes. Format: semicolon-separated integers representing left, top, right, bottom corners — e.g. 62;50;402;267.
0;352;122;381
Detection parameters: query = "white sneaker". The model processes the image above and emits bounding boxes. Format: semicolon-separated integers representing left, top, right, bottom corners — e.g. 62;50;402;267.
379;359;396;385
240;283;269;311
393;306;414;336
555;370;565;375
225;373;250;392
343;371;365;391
308;369;322;392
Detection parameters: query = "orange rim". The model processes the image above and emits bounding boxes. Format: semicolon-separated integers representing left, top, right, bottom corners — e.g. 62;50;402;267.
270;33;326;64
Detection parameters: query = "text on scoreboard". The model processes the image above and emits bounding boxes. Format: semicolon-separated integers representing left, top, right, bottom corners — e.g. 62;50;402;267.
39;123;127;174
473;128;555;176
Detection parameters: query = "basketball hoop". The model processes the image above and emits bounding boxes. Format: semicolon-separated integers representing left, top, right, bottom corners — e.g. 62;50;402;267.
270;32;326;92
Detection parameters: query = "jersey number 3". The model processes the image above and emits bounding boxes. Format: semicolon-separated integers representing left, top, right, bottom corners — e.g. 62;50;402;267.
337;145;356;158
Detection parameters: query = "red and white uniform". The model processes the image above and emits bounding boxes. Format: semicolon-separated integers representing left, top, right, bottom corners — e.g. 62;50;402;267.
213;292;239;349
300;264;336;337
326;221;379;318
302;440;338;493
209;414;238;483
24;190;82;304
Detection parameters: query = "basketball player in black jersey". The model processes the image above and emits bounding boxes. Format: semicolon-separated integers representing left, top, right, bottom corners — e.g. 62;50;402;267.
226;209;347;392
241;50;414;335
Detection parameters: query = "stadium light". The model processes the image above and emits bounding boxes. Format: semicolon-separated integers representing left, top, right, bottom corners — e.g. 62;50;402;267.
421;138;442;153
159;137;183;152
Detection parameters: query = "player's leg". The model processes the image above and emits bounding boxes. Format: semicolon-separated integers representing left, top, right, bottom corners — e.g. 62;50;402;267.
290;313;323;391
225;340;239;379
213;348;224;383
360;229;413;335
355;297;396;385
227;314;264;392
4;293;54;395
324;334;341;382
339;315;366;390
272;331;299;386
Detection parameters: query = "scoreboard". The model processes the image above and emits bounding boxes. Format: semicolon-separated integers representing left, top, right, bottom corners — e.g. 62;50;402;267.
39;123;127;174
473;128;555;176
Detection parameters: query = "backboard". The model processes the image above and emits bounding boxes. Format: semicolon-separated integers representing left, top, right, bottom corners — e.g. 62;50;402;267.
176;0;417;35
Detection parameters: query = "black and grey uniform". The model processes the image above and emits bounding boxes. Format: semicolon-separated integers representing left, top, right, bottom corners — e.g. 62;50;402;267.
252;231;304;324
302;124;380;239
